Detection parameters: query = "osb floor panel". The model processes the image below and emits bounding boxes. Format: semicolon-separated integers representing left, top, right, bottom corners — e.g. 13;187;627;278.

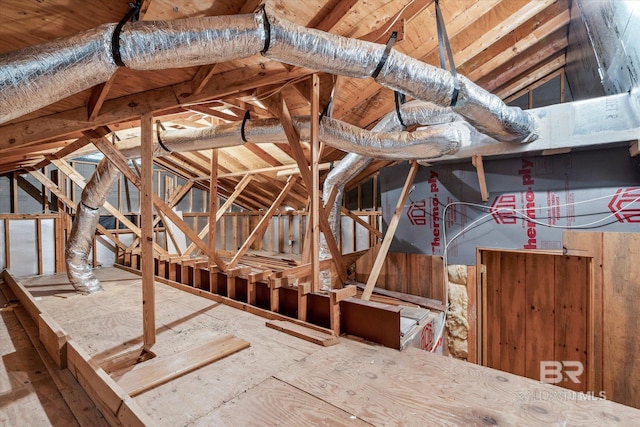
16;267;640;426
0;282;78;426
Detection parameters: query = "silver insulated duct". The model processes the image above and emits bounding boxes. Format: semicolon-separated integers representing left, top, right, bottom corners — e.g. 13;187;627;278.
66;158;120;293
0;8;538;144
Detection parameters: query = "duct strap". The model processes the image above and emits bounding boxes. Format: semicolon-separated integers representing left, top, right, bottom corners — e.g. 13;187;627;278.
111;1;142;67
155;120;171;153
241;110;251;143
260;5;271;54
435;0;459;106
394;91;407;129
371;31;398;79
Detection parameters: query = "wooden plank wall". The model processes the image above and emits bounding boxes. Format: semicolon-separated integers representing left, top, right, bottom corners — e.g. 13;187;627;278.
563;231;640;408
354;244;445;302
481;250;589;393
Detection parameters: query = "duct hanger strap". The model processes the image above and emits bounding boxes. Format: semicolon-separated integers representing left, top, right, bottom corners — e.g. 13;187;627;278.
80;201;100;211
435;0;459;106
111;1;142;67
371;31;398;79
241;110;251;143
394;91;407;129
260;5;271;54
155;120;171;153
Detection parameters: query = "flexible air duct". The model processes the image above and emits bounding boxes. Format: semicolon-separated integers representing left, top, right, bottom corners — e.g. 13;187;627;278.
318;100;465;288
0;9;537;143
66;158;120;293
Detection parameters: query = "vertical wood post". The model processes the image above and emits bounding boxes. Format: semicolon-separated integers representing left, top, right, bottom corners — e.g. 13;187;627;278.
208;149;218;266
310;74;321;291
141;112;156;349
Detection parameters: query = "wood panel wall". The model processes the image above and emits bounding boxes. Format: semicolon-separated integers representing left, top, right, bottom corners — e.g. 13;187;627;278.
480;249;590;393
563;231;640;409
354;244;445;302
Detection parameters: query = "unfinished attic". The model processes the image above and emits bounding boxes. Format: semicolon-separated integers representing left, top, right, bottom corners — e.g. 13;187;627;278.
1;0;640;424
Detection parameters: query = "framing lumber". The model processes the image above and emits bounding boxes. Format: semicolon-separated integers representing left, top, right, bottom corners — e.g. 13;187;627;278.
266;319;339;346
50;158;168;254
28;169;127;250
116;335;250;397
311;74;321;291
183;174;253;256
268;94;347;284
209;149;219;266
227;175;298;269
472;154;489;202
141;112;156;349
190;64;219;97
340;206;383;238
88;73;118;121
362;161;419;301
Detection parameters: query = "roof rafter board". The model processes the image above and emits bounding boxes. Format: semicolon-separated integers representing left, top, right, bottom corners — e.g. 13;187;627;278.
333;0;501;118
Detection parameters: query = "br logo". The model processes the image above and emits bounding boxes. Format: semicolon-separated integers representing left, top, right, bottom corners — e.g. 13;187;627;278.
540;361;584;384
490;194;517;224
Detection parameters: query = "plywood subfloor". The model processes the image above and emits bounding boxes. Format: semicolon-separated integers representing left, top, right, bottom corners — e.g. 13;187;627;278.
16;267;640;426
0;281;78;426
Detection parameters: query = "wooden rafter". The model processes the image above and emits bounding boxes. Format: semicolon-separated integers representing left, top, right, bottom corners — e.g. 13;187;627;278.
183;174;253;256
361;161;419;300
89;134;228;270
227;175;299;269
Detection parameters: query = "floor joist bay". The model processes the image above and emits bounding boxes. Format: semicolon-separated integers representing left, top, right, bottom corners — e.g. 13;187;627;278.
8;267;640;426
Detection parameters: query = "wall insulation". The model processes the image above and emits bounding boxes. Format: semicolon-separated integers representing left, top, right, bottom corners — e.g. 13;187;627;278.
380;146;640;265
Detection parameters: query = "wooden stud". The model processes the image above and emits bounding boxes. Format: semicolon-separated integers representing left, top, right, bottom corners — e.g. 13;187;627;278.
472;154;489;202
141;112;156;349
88;74;117;121
362;162;419;301
190;64;218;97
183;174;252;256
208;149;219;266
311;74;321;291
297;281;311;321
227;176;298;269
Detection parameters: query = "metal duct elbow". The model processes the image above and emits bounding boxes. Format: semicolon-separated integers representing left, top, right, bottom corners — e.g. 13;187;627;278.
66;158;120;293
0;24;118;124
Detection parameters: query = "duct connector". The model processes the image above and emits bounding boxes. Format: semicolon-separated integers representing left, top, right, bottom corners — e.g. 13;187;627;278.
0;10;538;144
66;158;120;293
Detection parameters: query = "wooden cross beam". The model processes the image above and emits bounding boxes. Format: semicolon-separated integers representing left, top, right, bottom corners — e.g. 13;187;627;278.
227;175;299;269
361;161;419;301
183;174;253;256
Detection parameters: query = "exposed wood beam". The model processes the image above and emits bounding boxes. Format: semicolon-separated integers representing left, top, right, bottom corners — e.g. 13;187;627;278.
478;31;568;93
183;174;253;256
90;132;228;269
313;0;361;32
243;143;283;167
227;175;299;269
208;149;218;266
184;105;240;122
50;157;169;254
28;169;127;250
497;53;566;100
140;112;156;348
310;74;321;290
466;9;571;81
268;94;347;284
340;206;382;238
362;161;419;300
88;73;118;121
0;66;312;150
189;64;218;97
